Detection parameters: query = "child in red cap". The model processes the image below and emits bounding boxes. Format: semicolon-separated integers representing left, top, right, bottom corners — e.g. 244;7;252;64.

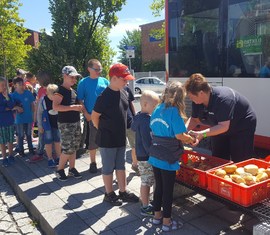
92;63;139;206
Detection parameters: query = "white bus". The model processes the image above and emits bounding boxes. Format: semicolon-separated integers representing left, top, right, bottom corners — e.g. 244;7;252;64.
165;0;270;150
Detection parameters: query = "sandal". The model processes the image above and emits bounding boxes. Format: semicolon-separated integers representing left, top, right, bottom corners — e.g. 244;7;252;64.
150;217;162;225
162;220;183;232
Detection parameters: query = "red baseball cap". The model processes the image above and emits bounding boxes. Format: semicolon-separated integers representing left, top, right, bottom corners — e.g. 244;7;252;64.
109;63;135;80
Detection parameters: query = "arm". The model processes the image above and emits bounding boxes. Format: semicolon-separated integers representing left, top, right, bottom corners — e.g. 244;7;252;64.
129;101;136;116
91;111;101;129
79;100;92;121
53;94;83;112
36;99;44;133
186;117;201;131
189;120;230;142
175;132;196;145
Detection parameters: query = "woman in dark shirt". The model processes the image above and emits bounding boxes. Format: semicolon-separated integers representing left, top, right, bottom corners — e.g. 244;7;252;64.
185;73;257;162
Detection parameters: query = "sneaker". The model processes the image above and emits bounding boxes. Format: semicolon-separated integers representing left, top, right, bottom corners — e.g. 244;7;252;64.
29;155;44;163
55;169;68;181
68;168;82;179
18;152;26;158
89;162;97;173
103;192;122;206
8;156;15;164
2;158;10;167
119;190;139;203
141;205;154;217
48;159;57;168
29;149;36;155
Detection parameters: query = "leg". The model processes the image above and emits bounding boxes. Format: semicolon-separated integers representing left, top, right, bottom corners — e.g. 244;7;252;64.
45;144;53;159
230;129;256;162
116;170;126;192
88;121;98;173
16;124;24;154
0;143;7;159
161;169;176;225
152;166;163;220
103;174;114;193
25;123;34;151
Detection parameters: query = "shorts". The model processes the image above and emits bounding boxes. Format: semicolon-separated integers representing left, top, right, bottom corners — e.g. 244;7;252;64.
58;121;81;155
44;128;61;144
126;128;135;148
88;121;98;150
100;147;126;175
0;125;14;144
138;161;155;187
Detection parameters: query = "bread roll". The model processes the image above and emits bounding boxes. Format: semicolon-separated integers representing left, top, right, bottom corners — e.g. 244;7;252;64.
256;172;268;182
235;167;245;175
214;169;226;178
244;164;258;176
265;168;270;177
223;165;237;174
242;174;256;186
231;174;245;184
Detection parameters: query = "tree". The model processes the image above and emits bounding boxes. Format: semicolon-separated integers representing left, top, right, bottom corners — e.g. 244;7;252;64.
118;29;142;72
27;0;125;82
0;0;31;78
150;0;165;47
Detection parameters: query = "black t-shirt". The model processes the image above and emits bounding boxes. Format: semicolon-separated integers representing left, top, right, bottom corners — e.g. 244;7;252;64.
192;86;257;134
94;87;129;147
56;85;80;123
44;95;58;128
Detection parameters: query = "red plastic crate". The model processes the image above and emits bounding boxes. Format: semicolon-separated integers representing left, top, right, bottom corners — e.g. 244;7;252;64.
176;150;232;189
207;158;270;207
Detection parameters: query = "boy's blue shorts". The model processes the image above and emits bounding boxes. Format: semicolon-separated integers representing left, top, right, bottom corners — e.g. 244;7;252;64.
44;128;60;144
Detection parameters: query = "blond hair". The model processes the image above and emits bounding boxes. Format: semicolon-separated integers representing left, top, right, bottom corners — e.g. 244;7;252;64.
46;84;58;95
140;90;160;107
161;81;187;120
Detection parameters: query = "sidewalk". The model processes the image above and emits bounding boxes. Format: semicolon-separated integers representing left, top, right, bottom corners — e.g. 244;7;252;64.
0;149;260;235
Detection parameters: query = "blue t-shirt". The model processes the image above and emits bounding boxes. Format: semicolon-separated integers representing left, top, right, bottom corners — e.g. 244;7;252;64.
149;103;187;171
77;76;109;114
11;90;35;124
0;94;15;127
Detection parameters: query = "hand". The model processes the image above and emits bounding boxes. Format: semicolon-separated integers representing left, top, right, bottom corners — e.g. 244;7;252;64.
72;104;83;112
38;127;44;134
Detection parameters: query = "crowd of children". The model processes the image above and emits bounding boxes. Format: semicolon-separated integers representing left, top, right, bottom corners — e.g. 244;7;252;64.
0;62;198;232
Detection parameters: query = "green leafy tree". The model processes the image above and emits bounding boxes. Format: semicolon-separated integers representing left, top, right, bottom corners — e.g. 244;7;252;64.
150;0;165;47
118;29;142;72
0;0;31;78
27;0;125;82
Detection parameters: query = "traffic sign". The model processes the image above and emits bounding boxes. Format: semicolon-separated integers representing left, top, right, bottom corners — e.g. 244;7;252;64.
124;45;136;50
126;50;135;58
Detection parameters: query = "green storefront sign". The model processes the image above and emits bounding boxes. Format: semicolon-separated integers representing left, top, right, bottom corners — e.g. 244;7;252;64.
236;35;262;54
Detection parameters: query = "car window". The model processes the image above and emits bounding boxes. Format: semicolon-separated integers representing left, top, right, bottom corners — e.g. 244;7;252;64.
153;79;160;84
137;79;143;84
149;79;154;84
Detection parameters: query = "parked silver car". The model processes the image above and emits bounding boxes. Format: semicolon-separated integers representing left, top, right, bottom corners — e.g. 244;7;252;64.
134;77;166;94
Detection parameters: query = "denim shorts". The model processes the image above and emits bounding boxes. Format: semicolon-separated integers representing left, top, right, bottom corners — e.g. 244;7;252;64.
44;128;61;144
99;147;126;175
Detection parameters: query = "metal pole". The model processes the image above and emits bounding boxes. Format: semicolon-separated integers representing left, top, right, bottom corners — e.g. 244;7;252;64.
128;57;131;70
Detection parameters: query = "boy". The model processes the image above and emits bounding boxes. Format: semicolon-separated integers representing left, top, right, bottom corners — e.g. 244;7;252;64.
92;63;139;206
53;66;83;181
131;90;160;216
0;77;21;166
37;84;61;167
31;71;51;162
77;59;109;173
11;77;35;157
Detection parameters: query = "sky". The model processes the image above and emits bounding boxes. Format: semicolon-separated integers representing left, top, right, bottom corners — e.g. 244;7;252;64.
18;0;164;62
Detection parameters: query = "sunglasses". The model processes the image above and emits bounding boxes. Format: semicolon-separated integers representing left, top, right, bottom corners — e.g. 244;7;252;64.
90;67;102;72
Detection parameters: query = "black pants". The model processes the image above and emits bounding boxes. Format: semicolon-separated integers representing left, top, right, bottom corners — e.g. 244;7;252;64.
152;166;176;218
211;128;255;162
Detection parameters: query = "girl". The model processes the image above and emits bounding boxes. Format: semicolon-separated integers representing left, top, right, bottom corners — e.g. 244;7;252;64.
149;81;196;232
